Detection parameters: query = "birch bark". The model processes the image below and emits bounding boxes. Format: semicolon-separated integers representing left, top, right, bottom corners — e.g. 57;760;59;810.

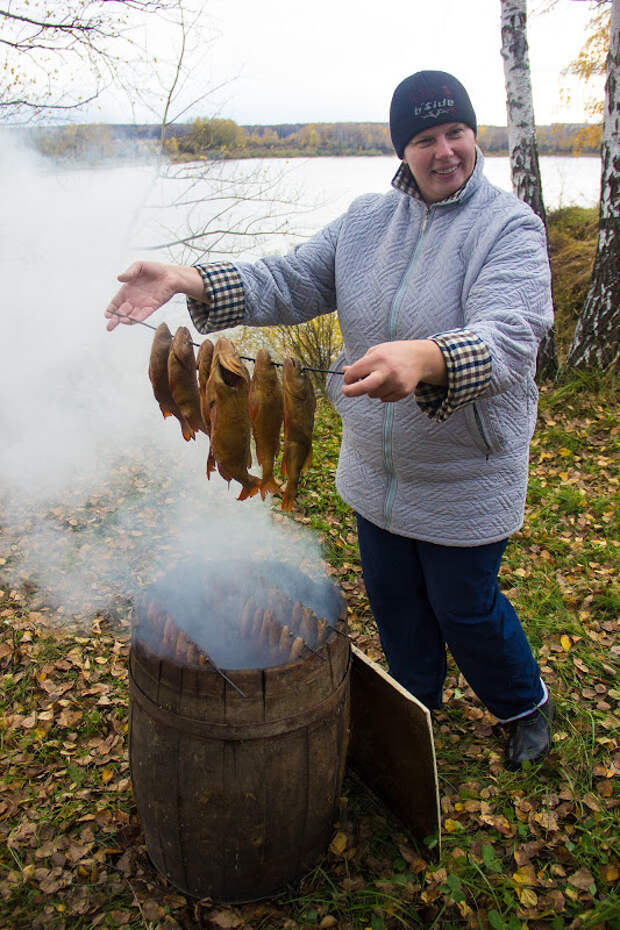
566;0;620;370
500;0;557;377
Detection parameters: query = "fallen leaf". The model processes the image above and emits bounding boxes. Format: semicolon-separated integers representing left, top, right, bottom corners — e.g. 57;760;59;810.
568;867;596;891
329;831;348;856
517;887;538;907
209;909;242;929
513;864;536;886
533;810;559;831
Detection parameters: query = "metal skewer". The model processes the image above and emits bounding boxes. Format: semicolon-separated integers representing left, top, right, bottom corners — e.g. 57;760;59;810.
105;309;345;376
208;660;247;697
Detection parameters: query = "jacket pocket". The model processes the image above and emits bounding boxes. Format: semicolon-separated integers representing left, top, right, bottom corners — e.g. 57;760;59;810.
463;399;502;456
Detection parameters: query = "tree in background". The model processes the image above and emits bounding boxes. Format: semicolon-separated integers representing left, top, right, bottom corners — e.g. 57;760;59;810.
0;1;172;122
238;316;343;396
500;0;558;377
563;0;611;153
565;0;619;370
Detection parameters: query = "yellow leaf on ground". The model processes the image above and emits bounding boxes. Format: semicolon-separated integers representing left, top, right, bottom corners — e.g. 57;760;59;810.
444;818;460;833
560;635;572;652
513;864;536;885
101;768;115;784
329;831;348;855
604;863;619;883
517;887;538;907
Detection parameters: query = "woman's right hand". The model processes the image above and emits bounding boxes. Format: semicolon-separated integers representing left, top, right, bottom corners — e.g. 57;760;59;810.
104;261;206;331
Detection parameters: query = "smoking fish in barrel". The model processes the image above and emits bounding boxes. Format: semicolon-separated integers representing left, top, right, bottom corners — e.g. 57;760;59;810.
205;337;261;500
167;327;205;441
148;323;193;440
197;339;216;477
281;357;316;512
248;348;283;498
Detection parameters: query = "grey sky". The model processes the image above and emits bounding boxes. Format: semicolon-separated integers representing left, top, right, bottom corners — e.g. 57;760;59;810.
92;0;603;126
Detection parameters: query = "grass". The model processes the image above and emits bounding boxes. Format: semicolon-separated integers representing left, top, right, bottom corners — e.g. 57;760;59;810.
0;371;618;930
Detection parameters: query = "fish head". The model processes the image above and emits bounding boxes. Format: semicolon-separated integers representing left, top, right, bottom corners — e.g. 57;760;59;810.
283;356;313;400
171;326;196;370
197;338;214;387
253;347;281;386
213;337;250;386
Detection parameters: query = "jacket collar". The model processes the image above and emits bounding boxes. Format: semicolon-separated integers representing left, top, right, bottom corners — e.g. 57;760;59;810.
391;145;485;207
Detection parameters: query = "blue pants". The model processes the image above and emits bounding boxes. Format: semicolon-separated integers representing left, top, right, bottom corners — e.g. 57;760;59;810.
355;514;546;722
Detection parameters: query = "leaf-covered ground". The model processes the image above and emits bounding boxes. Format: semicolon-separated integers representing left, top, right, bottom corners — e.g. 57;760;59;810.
0;375;618;930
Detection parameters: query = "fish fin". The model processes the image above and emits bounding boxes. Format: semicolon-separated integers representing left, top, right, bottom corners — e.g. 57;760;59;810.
248;397;258;424
237;478;261;501
206;449;216;479
281;491;295;512
260;476;281;500
181;420;195;441
300;449;313;474
218;464;232;484
159;404;172;419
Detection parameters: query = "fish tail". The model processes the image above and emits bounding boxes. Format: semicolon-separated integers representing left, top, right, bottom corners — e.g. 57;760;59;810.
159;405;172;419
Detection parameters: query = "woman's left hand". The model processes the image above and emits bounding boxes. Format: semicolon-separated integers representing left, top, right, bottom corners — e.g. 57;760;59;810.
341;339;447;403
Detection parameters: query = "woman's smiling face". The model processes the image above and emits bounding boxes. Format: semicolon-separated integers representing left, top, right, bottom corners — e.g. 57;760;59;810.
403;122;476;204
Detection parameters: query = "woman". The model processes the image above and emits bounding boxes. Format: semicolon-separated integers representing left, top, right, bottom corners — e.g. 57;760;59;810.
106;70;555;770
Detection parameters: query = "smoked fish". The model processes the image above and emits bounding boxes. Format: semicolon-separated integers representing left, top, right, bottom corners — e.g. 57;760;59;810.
168;327;205;441
248;348;283;498
197;339;216;478
281;357;316;512
148;323;193;440
205;337;261;500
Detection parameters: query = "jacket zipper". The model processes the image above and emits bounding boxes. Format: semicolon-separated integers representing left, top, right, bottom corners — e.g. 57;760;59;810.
383;206;431;528
473;403;491;460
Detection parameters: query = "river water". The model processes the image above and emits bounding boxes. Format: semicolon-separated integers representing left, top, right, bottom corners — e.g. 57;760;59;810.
137;153;602;263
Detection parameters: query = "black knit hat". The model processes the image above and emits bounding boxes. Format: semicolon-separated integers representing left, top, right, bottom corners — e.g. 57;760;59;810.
389;70;477;159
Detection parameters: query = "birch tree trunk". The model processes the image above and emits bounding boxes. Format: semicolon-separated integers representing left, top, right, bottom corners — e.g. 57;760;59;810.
500;0;558;378
565;0;620;371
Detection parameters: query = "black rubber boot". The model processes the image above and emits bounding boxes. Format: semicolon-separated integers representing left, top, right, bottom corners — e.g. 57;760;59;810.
506;698;554;770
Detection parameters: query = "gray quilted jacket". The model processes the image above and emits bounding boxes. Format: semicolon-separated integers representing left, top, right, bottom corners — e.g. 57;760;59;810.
204;151;553;546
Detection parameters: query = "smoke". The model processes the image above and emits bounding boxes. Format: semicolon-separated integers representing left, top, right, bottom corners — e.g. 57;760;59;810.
0;135;330;628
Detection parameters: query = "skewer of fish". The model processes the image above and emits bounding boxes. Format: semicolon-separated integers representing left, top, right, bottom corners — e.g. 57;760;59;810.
241;592;328;662
143;315;332;509
240;597;309;664
108;310;344;374
138;597;246;696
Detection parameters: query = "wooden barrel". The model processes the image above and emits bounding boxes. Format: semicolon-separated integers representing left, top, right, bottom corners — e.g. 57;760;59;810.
128;604;350;902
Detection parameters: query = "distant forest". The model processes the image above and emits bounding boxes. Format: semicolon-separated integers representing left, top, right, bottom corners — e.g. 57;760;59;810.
31;118;602;160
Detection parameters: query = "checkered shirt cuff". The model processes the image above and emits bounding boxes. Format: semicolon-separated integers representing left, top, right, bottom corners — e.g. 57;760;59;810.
415;330;492;422
186;262;246;334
